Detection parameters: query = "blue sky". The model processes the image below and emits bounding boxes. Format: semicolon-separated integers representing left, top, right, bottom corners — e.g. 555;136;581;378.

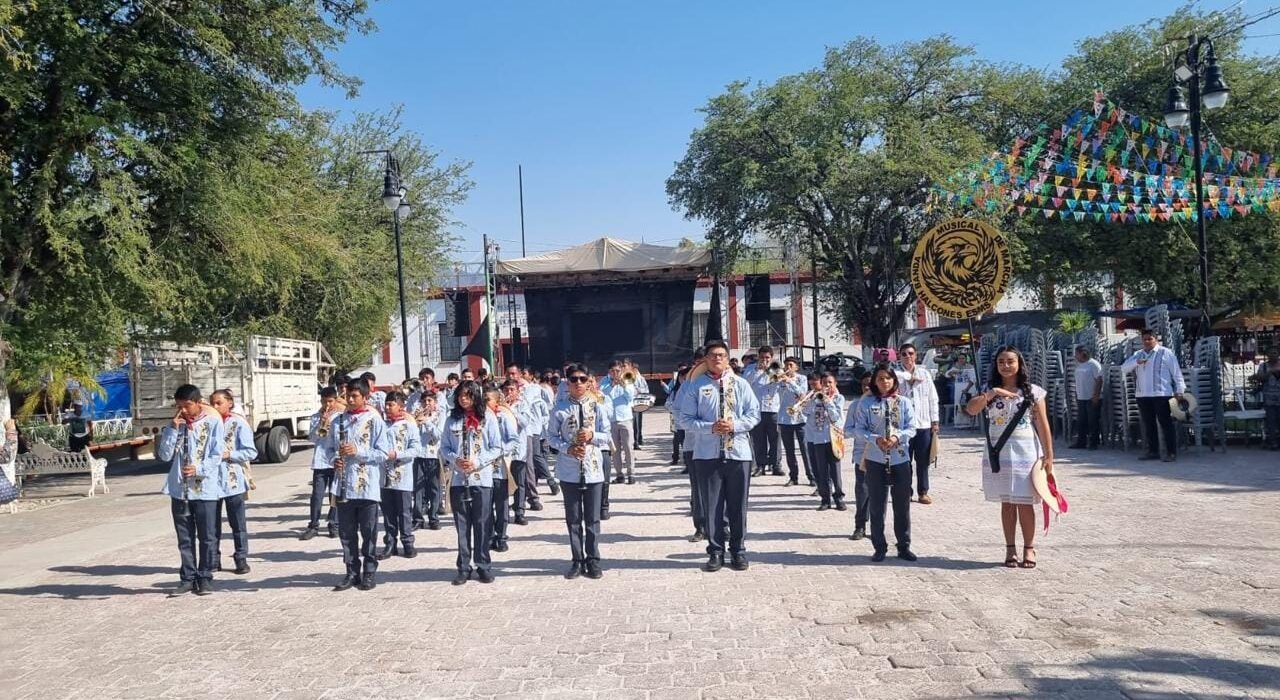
298;1;1279;265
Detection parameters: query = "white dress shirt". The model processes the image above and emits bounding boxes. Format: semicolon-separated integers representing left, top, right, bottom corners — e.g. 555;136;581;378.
1122;345;1186;397
895;365;939;428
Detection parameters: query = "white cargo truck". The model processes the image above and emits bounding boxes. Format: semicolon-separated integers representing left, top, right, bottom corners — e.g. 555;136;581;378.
131;335;334;463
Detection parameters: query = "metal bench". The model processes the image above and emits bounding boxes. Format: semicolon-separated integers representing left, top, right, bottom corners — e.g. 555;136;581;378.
15;443;109;498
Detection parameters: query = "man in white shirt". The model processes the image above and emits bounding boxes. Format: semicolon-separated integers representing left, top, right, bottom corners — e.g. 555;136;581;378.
894;343;940;504
1121;329;1188;462
1071;346;1103;450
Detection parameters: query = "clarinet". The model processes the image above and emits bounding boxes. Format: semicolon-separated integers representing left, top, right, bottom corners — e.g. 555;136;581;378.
177;423;192;519
717;378;727;460
576;403;588;493
460;424;474;509
333;414;348;507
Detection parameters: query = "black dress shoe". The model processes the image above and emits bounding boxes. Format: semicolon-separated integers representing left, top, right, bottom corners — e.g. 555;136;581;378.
670;458;680;466
494;541;509;553
412;521;426;531
529;499;544;511
784;479;797;487
565;562;583;579
193;579;213;596
626;477;635;485
584;561;603;579
1162;454;1177;462
750;468;764;477
601;509;611;520
897;548;918;562
817;503;831;512
333;574;358;591
403;545;417;559
834;500;848;511
327;526;339;538
476;569;494;584
849;526;866;541
358;573;377;590
729;554;749;571
428;521;442;530
513;515;528;526
688;529;706;542
233;559;251;575
375;546;397;561
871;551;887;562
613;476;625;484
167;581;194;597
702;553;725;572
451;570;470;586
299;527;319;541
549;481;561;496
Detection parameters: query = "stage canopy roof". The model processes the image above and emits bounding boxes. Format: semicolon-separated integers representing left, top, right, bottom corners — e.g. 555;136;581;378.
495;237;711;286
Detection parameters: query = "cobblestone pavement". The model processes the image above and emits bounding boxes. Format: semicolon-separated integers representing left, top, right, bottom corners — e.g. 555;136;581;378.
2;410;1279;699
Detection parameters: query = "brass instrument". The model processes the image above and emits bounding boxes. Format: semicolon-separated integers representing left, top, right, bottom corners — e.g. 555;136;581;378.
767;362;787;383
787;390;817;417
621;370;636;385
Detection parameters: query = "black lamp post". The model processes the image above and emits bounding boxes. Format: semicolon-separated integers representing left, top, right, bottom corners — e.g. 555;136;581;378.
363;150;413;379
1163;34;1230;335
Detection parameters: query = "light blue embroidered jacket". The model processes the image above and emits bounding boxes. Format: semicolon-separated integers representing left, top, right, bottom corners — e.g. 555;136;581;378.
383;415;424;491
329;409;391;501
220;413;258;497
849;394;917;466
416;408;446;460
802;392;845;445
157;414;226;501
440;412;503;488
548;396;611;484
307;409;338;470
742;363;782;413
599;377;638;423
677;372;761;462
777;375;809;427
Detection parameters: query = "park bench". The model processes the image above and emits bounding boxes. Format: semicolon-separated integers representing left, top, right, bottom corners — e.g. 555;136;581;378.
15;442;110;499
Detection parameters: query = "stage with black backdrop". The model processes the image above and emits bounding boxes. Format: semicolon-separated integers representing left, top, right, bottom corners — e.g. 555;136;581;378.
524;280;695;374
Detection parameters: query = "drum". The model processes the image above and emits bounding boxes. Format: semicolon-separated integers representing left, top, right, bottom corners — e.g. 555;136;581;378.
633;394;655;413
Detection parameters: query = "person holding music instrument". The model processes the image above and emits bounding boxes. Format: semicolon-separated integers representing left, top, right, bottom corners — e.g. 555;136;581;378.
486;386;524;552
377;391;424;560
803;372;848;512
209;389;257;575
360;371;386;417
331;378;391;592
894;343;940;504
673;349;716;542
501;379;536;528
600;360;638;485
439;380;503;585
301;387;342;540
156;384;226;597
414;390;448;530
506;364;557;516
742;346;783;478
406;367;435;414
586;374;615;520
667;363;690;465
850;364;918;561
443;372;460;410
622;358;650;450
548;364;611;579
965;346;1054;569
777;356;812;487
407;368;436;529
845;373;874;541
678;340;761;573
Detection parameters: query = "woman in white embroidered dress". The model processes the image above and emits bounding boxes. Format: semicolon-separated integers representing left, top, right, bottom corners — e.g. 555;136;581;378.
965;346;1055;569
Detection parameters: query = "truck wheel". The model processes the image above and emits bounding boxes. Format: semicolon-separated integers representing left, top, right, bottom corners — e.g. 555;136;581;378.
253;432;269;463
265;425;291;463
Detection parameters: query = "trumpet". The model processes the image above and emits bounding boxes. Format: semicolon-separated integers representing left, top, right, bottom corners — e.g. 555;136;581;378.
621;370;636;385
767;362;787;383
787;390;817;417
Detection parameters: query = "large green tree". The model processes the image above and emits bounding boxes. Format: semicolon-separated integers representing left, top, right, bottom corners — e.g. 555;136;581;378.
667;37;1048;348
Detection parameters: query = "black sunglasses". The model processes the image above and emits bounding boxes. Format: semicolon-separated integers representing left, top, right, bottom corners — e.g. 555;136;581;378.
567;375;590;384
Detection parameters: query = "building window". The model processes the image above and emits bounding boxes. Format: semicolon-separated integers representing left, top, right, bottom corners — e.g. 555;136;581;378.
747;310;787;350
692;312;709;349
438;322;461;362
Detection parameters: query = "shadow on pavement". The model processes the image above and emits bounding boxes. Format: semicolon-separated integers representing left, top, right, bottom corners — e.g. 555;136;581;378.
1018;649;1280;696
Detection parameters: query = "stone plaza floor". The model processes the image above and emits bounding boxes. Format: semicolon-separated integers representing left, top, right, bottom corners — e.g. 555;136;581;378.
1;410;1278;699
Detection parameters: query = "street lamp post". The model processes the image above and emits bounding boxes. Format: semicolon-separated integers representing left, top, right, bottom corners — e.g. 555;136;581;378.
1163;34;1230;335
362;150;413;379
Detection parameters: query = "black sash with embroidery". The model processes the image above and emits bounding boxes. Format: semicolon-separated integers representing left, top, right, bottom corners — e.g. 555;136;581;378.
984;394;1032;473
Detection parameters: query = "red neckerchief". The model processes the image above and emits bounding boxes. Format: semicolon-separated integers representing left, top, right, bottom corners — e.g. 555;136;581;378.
882;390;899;399
184;412;205;429
463;411;481;432
347;406;370;416
709;370;724;381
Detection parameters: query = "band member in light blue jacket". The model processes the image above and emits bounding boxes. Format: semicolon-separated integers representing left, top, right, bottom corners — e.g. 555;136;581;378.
487;386;524;553
415;391;447;530
378;391;424;561
679;340;761;573
302;387;341;540
548;363;612;580
156;384;226;597
439;380;504;585
330;378;391;592
851;364;918;563
210;389;257;576
803;372;847;512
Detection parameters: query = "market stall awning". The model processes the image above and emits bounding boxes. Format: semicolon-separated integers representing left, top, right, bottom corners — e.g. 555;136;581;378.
1212;306;1280;331
495;237;711;287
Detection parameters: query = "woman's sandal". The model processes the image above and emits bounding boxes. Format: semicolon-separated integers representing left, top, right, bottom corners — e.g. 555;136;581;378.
1004;545;1019;568
1019;546;1037;569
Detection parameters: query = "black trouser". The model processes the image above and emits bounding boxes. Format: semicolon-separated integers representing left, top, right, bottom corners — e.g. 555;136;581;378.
307;469;337;530
411;458;431;527
380;488;414;548
215;492;249;563
511;459;528;517
684;451;703;532
421;458;445;525
450;485;493;574
1267;406;1280;448
600;451;612;512
1075;399;1101;448
337;499;379;577
531;437;557;490
907;428;933;496
672;429;685;461
853;467;869;529
633;413;644;446
694;458;751;556
808;442;844;505
751;412;780;472
171;498;218;583
781;424;811;482
1137;395;1178;456
865;460;912;553
491;478;510;545
562;481;603;564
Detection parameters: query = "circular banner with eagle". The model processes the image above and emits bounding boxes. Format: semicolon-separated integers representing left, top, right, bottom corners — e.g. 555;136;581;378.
909;218;1010;318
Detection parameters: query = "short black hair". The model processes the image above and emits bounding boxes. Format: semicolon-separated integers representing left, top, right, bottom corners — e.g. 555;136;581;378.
360;371;376;382
784;355;802;366
385;390;406;406
447;372;459;381
608;360;623;370
564;362;591;379
418;367;434;380
757;345;774;356
319;387;338;399
211;388;234;404
898;342;917;353
1075;345;1091;357
1141;329;1159;338
345;378;371;397
703;339;729;355
174;384;202;402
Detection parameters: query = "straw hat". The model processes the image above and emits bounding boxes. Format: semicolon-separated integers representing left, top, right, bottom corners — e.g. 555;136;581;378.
1169;394;1198;422
1031;460;1063;513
